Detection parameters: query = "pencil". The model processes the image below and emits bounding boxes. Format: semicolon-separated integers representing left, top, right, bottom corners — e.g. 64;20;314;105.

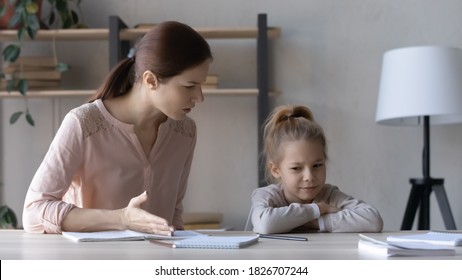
259;234;308;241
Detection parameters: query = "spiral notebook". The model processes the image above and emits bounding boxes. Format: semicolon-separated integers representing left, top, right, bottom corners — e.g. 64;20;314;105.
387;231;462;246
150;234;259;249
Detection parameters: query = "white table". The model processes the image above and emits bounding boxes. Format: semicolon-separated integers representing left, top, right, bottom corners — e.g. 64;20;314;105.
1;230;461;260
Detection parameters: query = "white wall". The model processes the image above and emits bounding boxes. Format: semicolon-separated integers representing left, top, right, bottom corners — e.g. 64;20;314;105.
2;0;462;231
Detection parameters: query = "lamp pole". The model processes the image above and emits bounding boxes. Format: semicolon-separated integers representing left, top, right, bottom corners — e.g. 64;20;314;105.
401;115;456;230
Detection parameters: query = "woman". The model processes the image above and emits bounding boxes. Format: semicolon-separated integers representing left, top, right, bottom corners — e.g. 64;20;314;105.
23;21;213;235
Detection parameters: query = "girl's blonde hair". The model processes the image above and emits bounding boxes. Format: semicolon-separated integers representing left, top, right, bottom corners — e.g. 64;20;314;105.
263;105;327;183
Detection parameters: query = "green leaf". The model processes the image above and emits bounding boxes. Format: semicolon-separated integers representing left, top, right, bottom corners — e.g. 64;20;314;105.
0;5;8;18
6;79;16;92
25;2;39;14
18;79;28;95
56;62;70;72
26;111;35;126
17;27;25;41
2;45;21;62
10;111;23;124
9;12;21;28
0;206;7;218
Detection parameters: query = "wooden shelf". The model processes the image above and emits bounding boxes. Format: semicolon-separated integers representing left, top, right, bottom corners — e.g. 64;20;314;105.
0;88;280;98
0;27;281;42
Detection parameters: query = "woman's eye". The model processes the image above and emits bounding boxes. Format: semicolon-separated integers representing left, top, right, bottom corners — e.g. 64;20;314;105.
185;85;195;89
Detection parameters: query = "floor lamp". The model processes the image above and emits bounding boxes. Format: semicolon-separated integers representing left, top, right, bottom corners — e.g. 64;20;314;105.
376;46;462;230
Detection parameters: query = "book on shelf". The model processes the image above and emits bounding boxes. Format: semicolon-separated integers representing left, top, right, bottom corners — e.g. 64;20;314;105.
10;70;61;80
202;76;219;89
387;231;462;246
358;234;455;257
183;212;223;230
205;75;218;85
0;79;61;90
182;212;223;224
62;229;203;242
184;223;222;230
7;56;57;68
134;23;157;29
150;234;259;249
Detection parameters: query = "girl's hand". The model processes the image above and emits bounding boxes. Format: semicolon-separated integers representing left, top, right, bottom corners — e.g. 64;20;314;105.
121;191;174;236
316;201;340;215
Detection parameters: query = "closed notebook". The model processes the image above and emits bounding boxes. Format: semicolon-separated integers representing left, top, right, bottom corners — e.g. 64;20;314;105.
151;235;259;249
387;231;462;246
358;238;455;257
62;230;202;242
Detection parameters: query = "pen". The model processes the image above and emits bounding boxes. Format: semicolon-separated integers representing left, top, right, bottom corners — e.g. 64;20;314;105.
259;234;308;241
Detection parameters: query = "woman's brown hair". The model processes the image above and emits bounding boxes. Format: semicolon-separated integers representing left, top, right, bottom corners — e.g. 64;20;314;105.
89;21;213;102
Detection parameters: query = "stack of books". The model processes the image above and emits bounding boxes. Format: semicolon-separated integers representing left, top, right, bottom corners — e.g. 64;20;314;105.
202;75;219;89
182;212;223;230
1;56;61;90
358;233;457;257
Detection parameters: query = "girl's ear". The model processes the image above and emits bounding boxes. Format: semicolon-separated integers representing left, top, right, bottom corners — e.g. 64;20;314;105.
142;70;158;90
269;161;281;179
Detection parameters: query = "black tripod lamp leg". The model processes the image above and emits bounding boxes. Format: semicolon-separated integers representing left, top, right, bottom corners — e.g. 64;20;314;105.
401;184;423;230
433;184;457;230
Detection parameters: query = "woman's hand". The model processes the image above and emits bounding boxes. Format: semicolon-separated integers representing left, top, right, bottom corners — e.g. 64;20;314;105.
121;191;174;236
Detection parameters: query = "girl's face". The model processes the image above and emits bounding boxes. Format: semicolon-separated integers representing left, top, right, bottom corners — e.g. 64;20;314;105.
270;139;326;204
151;59;210;120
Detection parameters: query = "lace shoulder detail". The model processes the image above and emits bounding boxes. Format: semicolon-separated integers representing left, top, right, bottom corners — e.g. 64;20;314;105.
168;117;196;138
71;103;112;139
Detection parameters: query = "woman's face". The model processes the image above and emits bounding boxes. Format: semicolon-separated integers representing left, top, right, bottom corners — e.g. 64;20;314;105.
152;59;211;120
270;139;327;204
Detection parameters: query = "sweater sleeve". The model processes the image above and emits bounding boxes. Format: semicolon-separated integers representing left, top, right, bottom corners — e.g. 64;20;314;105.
251;185;321;234
318;186;383;233
22;112;83;234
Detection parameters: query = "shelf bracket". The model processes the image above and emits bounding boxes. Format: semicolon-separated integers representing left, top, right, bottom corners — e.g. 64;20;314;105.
109;16;130;68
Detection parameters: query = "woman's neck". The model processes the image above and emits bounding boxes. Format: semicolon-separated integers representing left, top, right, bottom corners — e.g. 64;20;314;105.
104;85;167;130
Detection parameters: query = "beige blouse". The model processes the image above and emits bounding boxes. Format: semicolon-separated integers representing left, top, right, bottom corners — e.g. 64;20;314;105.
23;99;196;233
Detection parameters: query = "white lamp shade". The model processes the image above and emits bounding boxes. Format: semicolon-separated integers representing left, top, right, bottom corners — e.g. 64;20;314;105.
376;46;462;125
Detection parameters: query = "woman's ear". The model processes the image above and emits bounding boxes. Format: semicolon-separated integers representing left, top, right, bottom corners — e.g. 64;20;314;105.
142;71;158;90
269;161;281;179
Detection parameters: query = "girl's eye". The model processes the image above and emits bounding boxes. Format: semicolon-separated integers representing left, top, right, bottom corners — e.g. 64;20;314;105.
290;167;301;171
185;85;195;89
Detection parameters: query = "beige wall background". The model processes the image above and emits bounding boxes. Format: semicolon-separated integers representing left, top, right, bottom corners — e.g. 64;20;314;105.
1;0;462;231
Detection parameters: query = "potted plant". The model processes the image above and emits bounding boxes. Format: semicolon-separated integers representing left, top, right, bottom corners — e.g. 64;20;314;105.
0;205;17;229
0;0;85;126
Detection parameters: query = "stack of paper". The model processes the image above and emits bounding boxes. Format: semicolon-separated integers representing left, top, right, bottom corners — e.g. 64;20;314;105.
387;231;462;246
358;234;455;257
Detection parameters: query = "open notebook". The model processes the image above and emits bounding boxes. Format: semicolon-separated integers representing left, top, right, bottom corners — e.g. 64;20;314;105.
62;230;202;242
150;234;259;249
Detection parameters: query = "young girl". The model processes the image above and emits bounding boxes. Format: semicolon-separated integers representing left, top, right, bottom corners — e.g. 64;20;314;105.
23;21;212;235
251;105;383;233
